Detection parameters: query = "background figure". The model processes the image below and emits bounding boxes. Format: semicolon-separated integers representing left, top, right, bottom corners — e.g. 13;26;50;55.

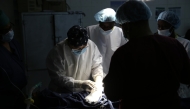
0;10;27;108
86;8;127;77
184;29;190;41
156;11;190;98
156;11;190;58
103;1;190;109
46;25;104;104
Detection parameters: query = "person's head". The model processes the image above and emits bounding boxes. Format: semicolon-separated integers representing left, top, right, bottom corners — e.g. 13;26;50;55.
157;11;180;37
94;8;116;31
67;25;88;55
116;1;152;39
0;10;14;42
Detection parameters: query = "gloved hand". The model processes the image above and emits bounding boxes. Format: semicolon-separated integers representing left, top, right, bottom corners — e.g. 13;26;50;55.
85;76;103;104
73;80;96;92
85;82;103;104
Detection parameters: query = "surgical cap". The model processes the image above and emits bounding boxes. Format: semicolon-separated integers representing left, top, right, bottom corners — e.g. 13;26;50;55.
0;10;10;28
67;25;88;47
94;8;116;22
116;1;152;24
157;11;180;29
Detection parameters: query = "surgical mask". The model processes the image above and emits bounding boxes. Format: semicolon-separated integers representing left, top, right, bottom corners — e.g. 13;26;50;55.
99;27;113;35
72;47;87;55
157;29;171;37
1;30;14;42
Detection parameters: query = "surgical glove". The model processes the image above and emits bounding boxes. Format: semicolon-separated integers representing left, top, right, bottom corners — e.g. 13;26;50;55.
85;82;103;104
73;80;96;92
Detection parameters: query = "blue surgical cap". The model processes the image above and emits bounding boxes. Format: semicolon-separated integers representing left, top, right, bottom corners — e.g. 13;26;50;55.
0;10;10;28
116;1;152;24
157;11;180;29
94;8;116;22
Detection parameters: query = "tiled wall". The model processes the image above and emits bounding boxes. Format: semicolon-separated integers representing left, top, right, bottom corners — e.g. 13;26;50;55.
67;0;190;36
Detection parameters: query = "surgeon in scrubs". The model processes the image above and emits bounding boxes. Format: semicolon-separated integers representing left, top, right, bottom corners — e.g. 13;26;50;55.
0;10;27;109
86;8;127;76
46;25;104;104
156;11;190;98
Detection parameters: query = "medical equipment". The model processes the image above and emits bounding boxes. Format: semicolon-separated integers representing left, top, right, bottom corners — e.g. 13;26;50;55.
0;66;41;109
0;66;27;98
25;82;42;109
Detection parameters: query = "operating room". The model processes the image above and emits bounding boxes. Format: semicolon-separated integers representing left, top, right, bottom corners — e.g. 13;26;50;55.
0;0;190;109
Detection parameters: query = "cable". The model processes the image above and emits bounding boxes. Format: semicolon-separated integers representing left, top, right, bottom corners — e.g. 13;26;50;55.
0;66;40;109
0;66;27;98
26;82;42;109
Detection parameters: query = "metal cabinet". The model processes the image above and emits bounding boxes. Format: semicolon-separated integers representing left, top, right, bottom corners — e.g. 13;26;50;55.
21;12;83;92
22;12;83;71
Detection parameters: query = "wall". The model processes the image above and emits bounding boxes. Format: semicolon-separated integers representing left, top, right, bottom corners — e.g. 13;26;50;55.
67;0;190;36
1;0;190;41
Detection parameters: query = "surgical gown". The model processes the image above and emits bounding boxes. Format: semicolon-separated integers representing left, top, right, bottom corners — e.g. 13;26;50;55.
103;35;190;109
87;24;127;76
176;36;190;98
46;39;103;93
0;39;27;108
176;36;190;58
